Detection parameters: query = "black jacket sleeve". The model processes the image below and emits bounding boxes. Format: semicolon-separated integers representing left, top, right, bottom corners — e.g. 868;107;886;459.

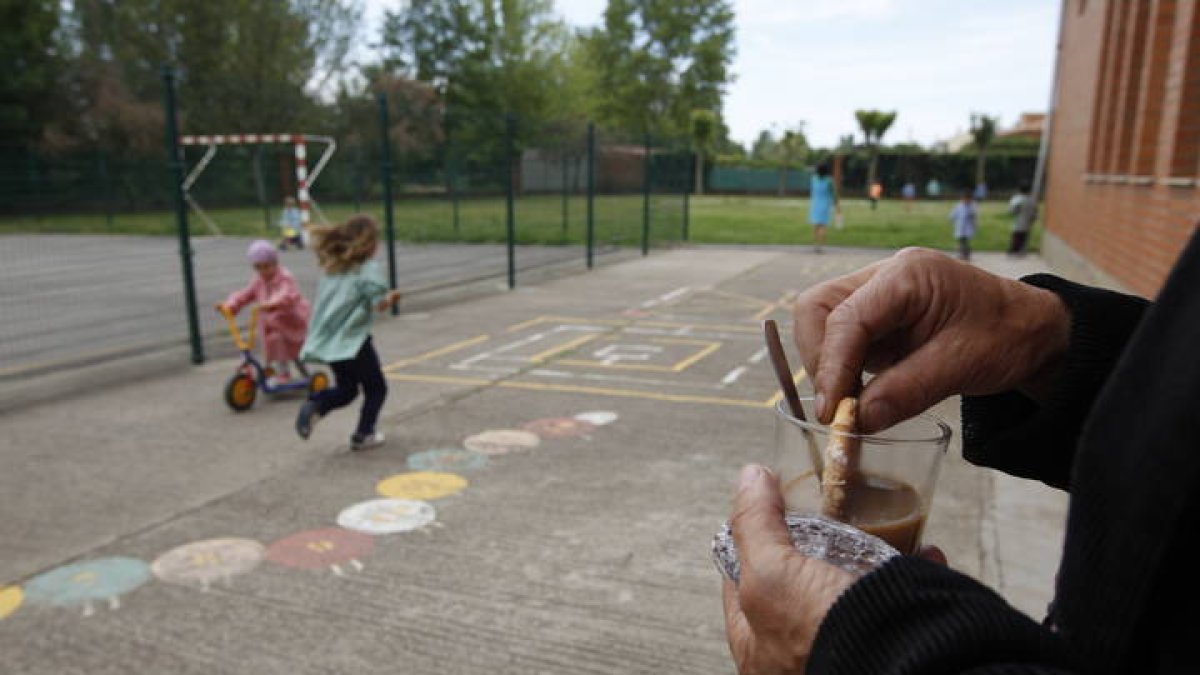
960;275;1149;490
809;557;1080;675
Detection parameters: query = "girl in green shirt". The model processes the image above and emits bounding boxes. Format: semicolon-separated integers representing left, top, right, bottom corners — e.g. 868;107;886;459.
295;215;401;450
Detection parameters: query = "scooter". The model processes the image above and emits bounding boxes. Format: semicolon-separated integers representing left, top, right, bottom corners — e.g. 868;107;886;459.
217;305;328;412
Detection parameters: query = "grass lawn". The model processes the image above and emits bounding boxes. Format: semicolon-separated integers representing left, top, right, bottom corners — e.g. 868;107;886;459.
689;195;1038;252
1;194;1038;253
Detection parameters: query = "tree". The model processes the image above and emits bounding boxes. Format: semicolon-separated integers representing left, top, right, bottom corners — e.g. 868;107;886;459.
854;109;897;188
776;124;808;196
582;0;735;138
969;113;998;188
380;0;572;160
750;130;778;161
690;109;716;194
0;0;64;149
65;0;360;136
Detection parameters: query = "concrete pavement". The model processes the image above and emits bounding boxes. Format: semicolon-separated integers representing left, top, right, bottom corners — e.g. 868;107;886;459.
0;246;1068;674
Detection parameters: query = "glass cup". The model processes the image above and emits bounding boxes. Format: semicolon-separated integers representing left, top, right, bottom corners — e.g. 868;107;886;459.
774;398;951;555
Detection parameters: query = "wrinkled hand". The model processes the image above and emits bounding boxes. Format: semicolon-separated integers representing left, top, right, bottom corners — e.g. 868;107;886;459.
793;247;1070;432
722;465;856;674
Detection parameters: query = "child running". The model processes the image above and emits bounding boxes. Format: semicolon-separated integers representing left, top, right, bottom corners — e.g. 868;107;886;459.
949;187;978;261
216;240;310;386
295;215;402;450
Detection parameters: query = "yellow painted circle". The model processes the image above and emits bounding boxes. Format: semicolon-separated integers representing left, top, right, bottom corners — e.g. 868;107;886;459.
0;586;23;620
376;471;467;501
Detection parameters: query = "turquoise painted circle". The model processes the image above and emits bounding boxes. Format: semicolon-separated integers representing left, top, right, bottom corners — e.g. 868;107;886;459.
407;448;489;473
24;557;151;608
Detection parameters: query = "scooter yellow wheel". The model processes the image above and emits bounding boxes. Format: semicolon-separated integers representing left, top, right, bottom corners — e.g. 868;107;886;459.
308;372;330;395
225;374;257;412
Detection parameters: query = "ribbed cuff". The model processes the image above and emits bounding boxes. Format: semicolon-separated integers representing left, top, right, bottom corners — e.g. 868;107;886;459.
809;556;1076;674
960;275;1148;490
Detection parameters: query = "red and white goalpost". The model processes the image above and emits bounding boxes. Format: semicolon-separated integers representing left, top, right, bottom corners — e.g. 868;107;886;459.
179;133;337;238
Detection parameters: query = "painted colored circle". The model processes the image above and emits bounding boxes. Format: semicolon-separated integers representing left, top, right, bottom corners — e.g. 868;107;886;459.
265;528;374;570
0;586;22;620
24;557;151;608
575;411;618;426
151;538;265;586
408;448;489;473
523;417;597;440
463;429;540;455
376;471;467;501
337;498;437;535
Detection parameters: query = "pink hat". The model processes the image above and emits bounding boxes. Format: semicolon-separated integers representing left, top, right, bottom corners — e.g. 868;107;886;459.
247;240;278;264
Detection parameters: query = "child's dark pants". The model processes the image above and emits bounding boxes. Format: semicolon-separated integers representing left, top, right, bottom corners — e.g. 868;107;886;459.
310;337;387;436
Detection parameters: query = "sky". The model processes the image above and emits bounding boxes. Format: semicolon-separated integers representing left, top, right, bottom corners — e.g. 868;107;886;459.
359;0;1061;150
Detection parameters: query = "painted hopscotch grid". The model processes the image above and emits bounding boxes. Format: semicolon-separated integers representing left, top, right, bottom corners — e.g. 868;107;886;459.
383;314;807;409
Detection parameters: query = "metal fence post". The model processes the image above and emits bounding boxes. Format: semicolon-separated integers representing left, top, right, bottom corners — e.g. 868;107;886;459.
253;145;271;231
98;151;114;229
683;150;691;242
683;188;690;241
161;65;204;364
561;155;569;238
377;92;399;315
586;122;595;269
642;133;651;256
505;114;517;289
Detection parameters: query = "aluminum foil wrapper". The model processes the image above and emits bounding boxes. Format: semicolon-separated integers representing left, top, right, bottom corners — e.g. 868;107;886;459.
712;513;900;583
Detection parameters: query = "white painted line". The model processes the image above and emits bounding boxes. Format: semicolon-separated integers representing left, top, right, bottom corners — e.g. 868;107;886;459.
529;368;728;390
748;348;768;364
640;286;690;308
720;366;748;386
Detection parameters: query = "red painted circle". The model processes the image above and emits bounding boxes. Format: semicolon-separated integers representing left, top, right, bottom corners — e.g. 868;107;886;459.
265;527;374;570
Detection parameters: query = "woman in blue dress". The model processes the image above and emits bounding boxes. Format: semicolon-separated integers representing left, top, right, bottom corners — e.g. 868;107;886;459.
808;162;840;253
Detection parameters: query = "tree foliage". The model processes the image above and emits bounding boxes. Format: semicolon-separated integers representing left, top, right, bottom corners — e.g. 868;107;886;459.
855;109;897;186
0;0;65;148
969;112;998;185
582;0;735;138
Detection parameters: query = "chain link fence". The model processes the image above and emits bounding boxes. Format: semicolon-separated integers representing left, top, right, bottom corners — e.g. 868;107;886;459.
0;77;692;381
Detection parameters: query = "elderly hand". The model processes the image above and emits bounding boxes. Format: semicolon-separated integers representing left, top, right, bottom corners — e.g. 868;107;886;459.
793;247;1070;432
722;465;856;674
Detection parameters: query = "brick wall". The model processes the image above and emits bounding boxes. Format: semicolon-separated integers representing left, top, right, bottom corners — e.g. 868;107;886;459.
1045;0;1200;298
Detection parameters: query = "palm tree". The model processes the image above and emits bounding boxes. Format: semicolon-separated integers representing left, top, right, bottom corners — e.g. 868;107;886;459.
690;109;717;195
970;113;998;190
854;110;897;189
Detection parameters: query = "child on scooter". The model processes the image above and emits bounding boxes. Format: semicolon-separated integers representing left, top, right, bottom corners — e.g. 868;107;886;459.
216;240;311;386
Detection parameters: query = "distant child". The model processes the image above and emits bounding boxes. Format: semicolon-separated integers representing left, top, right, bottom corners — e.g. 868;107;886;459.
217;240;311;385
926;178;942;200
278;196;304;251
808;162;840;254
295;215;402;450
949;188;978;261
901;181;916;212
1007;182;1037;257
868;181;883;210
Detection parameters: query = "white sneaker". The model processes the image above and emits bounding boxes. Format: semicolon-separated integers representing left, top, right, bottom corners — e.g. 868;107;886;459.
350;431;385;451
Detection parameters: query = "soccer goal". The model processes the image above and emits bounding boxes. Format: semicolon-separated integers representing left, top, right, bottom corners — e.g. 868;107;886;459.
179;133;337;237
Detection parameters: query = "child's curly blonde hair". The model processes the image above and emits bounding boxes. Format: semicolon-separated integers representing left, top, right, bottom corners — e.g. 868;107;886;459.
312;214;379;274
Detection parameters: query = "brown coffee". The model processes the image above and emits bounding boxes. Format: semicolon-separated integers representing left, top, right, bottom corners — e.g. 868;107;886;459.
782;471;926;554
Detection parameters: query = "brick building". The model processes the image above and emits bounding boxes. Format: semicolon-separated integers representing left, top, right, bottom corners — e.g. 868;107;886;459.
1043;0;1200;297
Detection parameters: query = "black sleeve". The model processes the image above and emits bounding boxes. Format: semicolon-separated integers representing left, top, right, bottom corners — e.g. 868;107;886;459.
960;275;1149;490
808;557;1080;675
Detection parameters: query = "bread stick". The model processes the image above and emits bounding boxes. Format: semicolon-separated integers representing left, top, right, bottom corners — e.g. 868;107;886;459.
821;397;861;519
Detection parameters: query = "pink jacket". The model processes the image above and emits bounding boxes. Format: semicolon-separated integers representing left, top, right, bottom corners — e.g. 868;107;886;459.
225;266;311;363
